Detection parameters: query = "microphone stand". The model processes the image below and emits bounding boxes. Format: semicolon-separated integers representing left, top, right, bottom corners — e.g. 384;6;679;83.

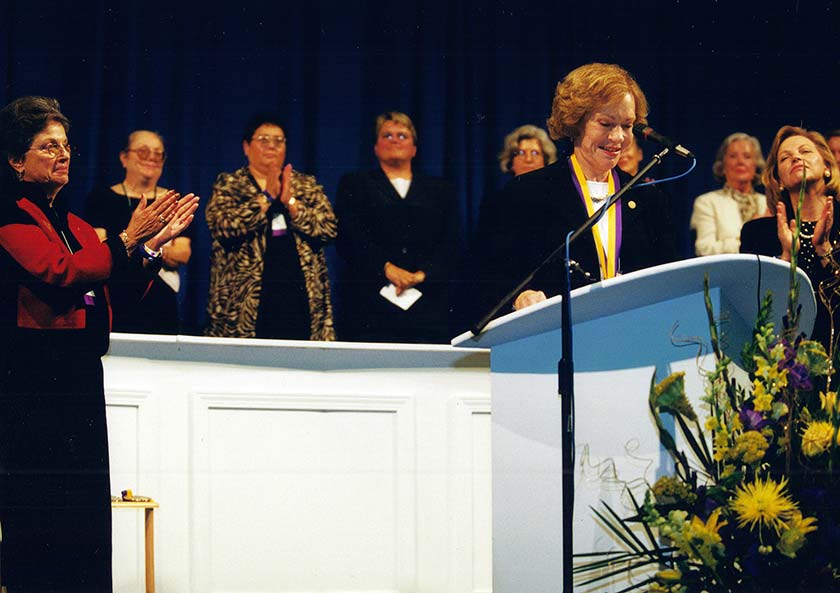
470;147;670;593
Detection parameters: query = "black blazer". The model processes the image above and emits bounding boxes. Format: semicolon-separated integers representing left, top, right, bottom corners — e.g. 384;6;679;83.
335;168;458;343
477;158;676;312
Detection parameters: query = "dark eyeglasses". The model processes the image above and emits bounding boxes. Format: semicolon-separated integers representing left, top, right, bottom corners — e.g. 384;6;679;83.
127;146;167;162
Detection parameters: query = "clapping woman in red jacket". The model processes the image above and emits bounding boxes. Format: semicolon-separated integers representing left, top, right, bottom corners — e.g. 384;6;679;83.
0;96;197;592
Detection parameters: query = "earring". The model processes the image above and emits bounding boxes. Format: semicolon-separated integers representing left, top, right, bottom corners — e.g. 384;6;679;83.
825;169;831;180
15;168;24;181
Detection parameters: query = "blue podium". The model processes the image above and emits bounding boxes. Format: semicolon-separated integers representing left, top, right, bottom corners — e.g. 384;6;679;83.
452;255;816;593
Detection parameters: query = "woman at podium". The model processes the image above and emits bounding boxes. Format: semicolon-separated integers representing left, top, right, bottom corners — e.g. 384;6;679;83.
488;63;676;312
740;125;840;349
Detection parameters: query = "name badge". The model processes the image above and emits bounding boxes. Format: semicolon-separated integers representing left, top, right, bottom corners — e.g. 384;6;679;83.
271;212;288;237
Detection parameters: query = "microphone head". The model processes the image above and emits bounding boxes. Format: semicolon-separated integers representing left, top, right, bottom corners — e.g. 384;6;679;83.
631;123;695;159
632;123;651;138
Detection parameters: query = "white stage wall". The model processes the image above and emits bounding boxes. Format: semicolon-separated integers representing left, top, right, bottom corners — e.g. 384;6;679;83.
104;335;491;593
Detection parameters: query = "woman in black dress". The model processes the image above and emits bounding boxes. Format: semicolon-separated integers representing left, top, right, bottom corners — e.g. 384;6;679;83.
85;130;192;334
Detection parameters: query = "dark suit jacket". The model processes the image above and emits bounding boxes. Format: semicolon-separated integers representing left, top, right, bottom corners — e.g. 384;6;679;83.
476;158;677;314
336;168;458;343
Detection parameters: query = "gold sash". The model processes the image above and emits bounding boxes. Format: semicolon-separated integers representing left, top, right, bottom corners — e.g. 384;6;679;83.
569;154;619;279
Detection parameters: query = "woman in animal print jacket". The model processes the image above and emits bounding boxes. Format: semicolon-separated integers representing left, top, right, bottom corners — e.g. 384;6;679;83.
205;113;336;340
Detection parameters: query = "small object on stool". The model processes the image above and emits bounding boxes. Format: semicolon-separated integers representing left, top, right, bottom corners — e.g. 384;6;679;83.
112;493;159;593
121;489;153;503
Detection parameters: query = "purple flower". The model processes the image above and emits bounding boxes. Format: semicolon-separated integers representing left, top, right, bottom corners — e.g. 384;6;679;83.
739;408;768;431
777;339;813;391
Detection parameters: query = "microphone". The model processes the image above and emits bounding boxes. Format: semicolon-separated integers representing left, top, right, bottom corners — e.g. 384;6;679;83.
633;123;695;159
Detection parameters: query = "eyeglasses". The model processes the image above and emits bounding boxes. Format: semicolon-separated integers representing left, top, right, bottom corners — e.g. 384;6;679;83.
513;149;542;158
251;135;286;148
126;146;167;162
28;141;75;158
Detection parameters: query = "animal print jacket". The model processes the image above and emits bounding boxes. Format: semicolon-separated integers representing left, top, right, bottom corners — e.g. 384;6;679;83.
205;166;336;340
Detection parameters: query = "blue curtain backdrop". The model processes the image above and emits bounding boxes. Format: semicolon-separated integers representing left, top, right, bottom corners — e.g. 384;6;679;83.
2;1;838;334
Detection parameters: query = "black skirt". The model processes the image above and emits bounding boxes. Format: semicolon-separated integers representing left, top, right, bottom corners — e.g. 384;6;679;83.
0;329;112;593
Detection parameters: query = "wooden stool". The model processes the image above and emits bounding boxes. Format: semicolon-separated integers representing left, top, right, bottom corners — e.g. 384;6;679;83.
112;500;159;593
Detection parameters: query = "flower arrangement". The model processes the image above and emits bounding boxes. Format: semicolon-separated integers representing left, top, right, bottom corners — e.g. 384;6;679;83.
576;179;840;592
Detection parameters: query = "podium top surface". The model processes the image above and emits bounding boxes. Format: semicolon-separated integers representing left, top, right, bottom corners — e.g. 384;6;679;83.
453;255;815;349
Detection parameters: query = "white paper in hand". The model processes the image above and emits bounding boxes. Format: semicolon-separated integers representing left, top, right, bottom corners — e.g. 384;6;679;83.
379;284;423;311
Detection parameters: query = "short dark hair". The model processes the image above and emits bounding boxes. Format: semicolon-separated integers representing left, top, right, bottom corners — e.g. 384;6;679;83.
123;129;165;152
0;96;70;183
242;112;285;143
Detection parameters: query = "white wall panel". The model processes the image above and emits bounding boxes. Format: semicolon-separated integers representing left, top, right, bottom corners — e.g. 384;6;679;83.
103;336;490;593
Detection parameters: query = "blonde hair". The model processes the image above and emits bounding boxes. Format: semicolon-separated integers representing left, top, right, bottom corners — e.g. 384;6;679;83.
497;124;558;173
374;111;417;145
711;132;765;186
546;63;648;141
762;125;840;211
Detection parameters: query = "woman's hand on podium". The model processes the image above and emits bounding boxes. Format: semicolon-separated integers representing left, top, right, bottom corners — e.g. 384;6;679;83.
514;289;546;310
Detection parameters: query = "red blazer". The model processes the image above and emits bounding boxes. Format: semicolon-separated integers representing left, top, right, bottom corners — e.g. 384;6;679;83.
0;196;114;330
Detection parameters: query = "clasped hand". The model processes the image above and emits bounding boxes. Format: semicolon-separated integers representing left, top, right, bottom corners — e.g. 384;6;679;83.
263;163;299;218
385;262;425;295
776;199;834;262
123;190;199;252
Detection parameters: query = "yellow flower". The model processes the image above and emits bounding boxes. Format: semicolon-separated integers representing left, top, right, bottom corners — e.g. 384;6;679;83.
820;391;839;415
713;428;730;461
772;401;789;420
652;372;696;420
655;567;682;583
801;420;835;457
756;350;789;391
688;507;727;546
755;355;772;376
730;476;797;534
652;476;697;506
752;380;773;412
731;430;769;464
768;365;788;389
705;416;719;431
777;510;818;558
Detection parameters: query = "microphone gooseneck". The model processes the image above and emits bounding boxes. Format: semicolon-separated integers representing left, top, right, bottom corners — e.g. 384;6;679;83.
633;123;695;159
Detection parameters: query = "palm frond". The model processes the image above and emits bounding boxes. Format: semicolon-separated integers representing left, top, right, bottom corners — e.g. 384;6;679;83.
576;558;666;587
675;412;713;473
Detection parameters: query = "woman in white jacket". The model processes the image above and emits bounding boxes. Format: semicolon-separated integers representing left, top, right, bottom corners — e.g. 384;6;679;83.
690;132;767;255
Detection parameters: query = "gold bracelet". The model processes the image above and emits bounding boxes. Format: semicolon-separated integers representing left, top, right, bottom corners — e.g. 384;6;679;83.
119;230;133;256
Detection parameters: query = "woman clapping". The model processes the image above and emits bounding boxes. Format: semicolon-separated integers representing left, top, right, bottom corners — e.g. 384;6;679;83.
0;96;197;592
